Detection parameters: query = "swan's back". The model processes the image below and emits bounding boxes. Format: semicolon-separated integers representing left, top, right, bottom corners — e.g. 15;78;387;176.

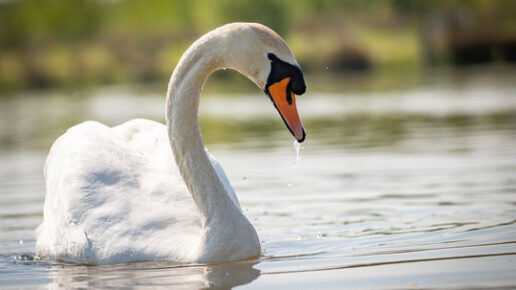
36;120;205;264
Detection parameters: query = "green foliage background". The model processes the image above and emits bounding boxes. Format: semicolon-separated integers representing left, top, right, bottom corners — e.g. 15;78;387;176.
0;0;515;93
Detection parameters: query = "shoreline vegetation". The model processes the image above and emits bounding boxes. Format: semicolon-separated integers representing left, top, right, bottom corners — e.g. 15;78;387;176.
1;0;515;94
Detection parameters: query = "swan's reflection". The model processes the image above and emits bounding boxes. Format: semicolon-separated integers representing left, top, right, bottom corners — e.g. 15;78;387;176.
47;260;260;289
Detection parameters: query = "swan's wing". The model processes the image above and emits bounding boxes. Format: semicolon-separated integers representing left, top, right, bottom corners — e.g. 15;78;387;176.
116;118;241;210
37;120;201;264
206;150;241;210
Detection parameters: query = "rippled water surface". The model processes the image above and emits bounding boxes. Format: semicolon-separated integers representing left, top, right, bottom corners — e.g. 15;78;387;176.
1;73;516;289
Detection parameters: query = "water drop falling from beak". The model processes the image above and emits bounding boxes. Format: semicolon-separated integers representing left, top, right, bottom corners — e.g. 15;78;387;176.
293;140;303;168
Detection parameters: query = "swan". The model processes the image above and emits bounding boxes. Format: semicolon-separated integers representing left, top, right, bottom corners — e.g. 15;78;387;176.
35;22;306;265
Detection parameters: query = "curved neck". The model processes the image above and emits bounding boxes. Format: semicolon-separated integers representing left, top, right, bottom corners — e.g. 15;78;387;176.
165;35;237;227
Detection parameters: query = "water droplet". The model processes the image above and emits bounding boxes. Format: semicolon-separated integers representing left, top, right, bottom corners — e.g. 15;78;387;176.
19;240;23;244
293;140;303;168
325;66;329;70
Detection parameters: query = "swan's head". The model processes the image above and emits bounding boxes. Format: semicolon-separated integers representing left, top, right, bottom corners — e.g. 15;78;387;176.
217;23;307;142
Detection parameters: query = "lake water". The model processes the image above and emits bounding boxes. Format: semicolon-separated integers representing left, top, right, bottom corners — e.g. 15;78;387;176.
1;71;516;289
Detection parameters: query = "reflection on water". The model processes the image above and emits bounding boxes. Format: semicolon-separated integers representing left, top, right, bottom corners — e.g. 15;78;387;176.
0;72;516;289
45;260;260;289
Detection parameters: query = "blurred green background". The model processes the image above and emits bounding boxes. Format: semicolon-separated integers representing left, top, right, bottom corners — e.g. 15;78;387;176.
0;0;515;94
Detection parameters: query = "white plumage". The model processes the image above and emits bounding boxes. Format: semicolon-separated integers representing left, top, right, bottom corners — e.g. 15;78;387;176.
35;23;301;265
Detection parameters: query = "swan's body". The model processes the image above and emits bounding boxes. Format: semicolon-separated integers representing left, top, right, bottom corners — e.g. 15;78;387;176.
36;119;248;264
35;23;306;265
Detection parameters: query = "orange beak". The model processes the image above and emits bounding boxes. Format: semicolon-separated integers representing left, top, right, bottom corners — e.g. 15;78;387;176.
267;77;306;142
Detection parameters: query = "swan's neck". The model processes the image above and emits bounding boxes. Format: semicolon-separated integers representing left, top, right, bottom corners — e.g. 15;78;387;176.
165;31;261;262
165;36;236;227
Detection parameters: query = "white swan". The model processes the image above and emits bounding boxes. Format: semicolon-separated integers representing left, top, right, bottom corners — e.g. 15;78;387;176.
35;23;306;265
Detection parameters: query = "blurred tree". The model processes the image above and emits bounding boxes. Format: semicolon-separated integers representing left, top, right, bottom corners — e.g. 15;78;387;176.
0;0;515;92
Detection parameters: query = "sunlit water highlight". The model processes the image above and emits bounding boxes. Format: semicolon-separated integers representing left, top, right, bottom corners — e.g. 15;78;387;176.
0;74;516;289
